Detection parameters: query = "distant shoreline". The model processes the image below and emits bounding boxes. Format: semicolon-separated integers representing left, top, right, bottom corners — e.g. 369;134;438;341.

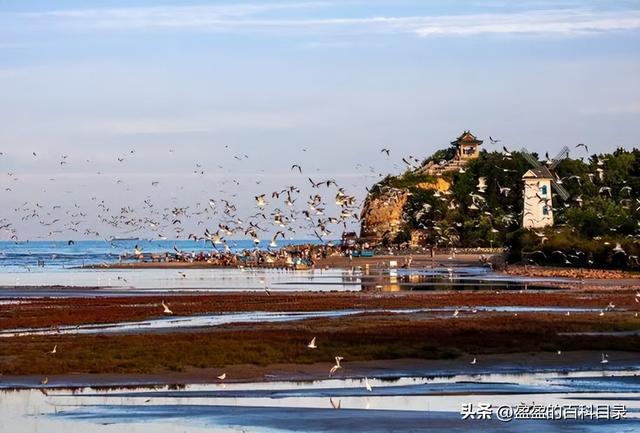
79;252;640;281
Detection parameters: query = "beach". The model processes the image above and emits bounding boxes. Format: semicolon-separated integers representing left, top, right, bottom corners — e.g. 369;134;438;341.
1;276;639;376
1;255;639;432
0;243;639;433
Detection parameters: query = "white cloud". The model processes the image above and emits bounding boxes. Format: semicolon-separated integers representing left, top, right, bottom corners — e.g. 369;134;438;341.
24;2;329;29
15;4;640;37
412;10;640;37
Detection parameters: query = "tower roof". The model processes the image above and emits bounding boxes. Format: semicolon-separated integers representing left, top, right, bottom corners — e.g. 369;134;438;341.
523;166;554;179
451;130;483;146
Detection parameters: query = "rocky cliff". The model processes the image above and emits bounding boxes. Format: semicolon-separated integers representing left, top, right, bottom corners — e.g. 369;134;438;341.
359;189;409;241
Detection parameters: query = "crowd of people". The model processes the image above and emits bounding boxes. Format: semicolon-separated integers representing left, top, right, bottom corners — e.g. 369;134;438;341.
118;244;342;269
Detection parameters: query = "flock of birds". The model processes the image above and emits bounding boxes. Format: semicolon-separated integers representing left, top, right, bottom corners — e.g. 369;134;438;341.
0;146;374;247
1;140;637;262
3;139;638;403
372;142;639;266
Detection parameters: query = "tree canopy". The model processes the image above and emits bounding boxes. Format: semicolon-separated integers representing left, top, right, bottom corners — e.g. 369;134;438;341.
367;146;640;269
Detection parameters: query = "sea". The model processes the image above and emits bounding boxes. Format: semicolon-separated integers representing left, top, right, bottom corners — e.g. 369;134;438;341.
0;239;322;273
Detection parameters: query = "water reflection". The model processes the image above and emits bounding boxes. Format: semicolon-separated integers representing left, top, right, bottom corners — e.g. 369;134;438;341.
2;369;639;433
361;267;566;292
0;266;568;296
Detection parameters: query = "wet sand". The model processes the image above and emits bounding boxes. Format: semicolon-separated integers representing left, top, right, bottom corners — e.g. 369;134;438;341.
2;350;638;389
2;289;640;329
1;265;638;392
503;264;640;281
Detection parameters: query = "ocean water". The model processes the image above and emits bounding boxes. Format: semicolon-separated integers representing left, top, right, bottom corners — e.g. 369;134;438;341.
0;239;321;272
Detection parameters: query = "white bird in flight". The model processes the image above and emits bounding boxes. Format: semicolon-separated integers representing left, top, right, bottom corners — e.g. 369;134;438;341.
601;353;609;364
329;356;344;375
476;177;487;193
217;373;226;380
470;357;476;365
307;337;317;349
49;345;57;354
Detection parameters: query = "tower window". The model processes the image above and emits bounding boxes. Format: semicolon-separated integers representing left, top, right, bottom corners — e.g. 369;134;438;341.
539;185;548;196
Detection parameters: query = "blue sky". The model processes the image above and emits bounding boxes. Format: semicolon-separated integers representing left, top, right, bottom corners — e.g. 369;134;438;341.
0;1;639;239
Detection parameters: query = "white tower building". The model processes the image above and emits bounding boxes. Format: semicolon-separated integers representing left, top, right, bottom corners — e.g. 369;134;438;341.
522;166;554;229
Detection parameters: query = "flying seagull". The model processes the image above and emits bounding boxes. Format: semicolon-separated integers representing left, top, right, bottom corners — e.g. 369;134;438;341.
307;337;317;349
575;143;589;153
329;356;343;375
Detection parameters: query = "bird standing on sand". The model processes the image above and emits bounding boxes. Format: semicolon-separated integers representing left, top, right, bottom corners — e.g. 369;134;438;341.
161;300;173;315
329;356;343;375
307;337;317;349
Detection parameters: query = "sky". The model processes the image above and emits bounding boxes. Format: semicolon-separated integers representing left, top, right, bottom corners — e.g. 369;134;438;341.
0;0;639;240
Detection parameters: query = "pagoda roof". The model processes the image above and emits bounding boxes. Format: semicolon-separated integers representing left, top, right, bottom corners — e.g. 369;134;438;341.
522;166;554;179
451;130;483;145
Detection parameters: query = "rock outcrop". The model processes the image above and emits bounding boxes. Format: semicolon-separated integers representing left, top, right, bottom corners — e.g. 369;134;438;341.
359;131;483;243
359;189;408;241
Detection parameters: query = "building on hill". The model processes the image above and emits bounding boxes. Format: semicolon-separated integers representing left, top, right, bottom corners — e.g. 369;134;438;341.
453;130;483;160
422;130;482;176
522;166;554;229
